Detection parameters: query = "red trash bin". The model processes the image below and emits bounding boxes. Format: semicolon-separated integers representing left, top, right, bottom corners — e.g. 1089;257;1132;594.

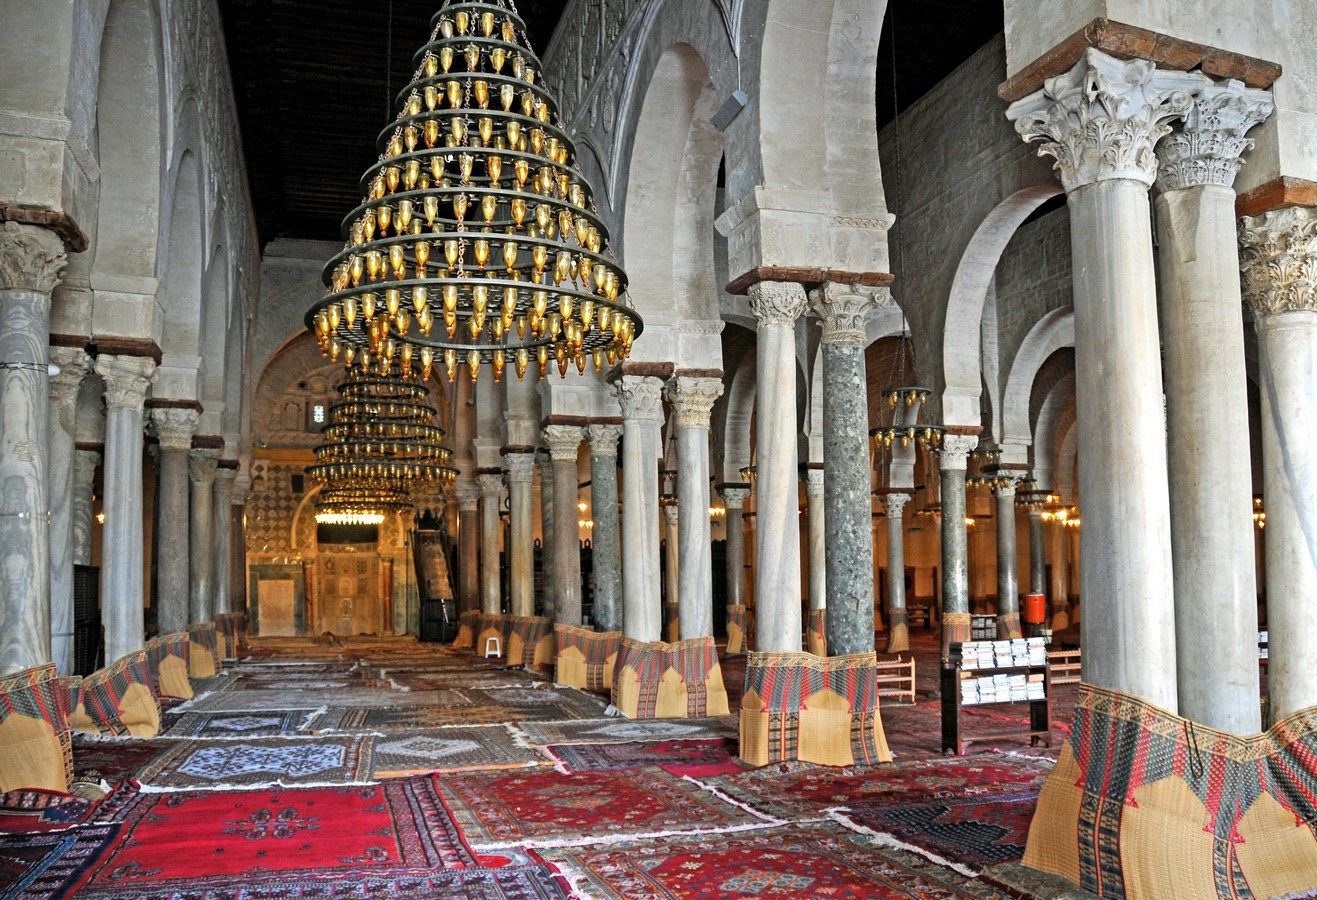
1023;593;1046;625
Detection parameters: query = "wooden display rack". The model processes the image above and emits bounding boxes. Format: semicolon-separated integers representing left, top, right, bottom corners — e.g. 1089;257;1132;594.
941;641;1051;756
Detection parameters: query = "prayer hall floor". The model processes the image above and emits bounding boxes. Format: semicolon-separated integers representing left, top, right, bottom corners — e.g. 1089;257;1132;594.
2;632;1096;899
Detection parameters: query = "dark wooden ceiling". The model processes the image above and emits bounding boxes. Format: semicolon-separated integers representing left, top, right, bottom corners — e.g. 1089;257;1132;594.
221;1;1002;249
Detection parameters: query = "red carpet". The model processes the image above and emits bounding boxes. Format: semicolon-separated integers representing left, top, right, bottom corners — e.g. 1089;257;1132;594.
547;738;744;776
0;789;95;834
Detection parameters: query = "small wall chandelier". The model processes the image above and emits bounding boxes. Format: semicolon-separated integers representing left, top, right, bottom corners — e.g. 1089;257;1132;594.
307;0;642;383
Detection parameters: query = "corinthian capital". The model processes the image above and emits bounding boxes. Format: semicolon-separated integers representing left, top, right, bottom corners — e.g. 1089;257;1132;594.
1007;48;1198;191
810;282;886;344
615;375;665;426
1239;206;1317;317
504;449;537;483
885;492;911;517
938;434;979;471
189;449;219;484
665;376;724;430
152;407;200;451
0;222;67;293
586;423;623;456
748;281;808;327
1156;78;1274;191
95;355;156;412
719;486;749;508
49;346;90;411
477;472;504;498
543;424;583;461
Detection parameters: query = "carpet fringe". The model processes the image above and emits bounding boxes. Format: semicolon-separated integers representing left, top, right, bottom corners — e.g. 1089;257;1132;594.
825;809;980;878
679;774;785;824
468;819;785;851
135;777;379;794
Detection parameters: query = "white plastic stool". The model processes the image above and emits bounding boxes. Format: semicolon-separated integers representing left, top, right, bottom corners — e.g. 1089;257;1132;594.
483;635;502;658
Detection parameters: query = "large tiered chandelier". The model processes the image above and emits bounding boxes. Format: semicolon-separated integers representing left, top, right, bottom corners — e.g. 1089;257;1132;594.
309;364;457;525
306;0;642;383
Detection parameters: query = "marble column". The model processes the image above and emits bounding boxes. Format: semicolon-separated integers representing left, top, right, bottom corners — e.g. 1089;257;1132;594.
477;473;503;615
1049;519;1071;629
504;451;536;617
1027;509;1045;596
615;375;665;641
802;467;826;615
0;224;66;674
212;467;236;617
1155;80;1271;734
587;424;623;631
1239;206;1317;721
885;492;911;653
939;434;977;657
749;281;809;652
188;449;218;625
72;450;99;567
151;409;197;635
720;487;749;612
537;451;556;619
667;376;723;639
545;425;584;626
1008;49;1190;710
455;481;481;614
811;284;883;655
95;355;155;664
46;348;87;674
994;480;1023;639
662;500;680;639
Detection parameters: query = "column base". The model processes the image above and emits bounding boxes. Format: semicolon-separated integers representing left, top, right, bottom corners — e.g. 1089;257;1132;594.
506;615;556;673
611;636;730;719
665;603;680;642
739;651;892;768
807;608;827;656
886;610;909;654
554;625;621;694
1024;684;1317;899
452;610;478;648
187;624;223;678
725;605;751;655
997;611;1024;640
942;612;972;658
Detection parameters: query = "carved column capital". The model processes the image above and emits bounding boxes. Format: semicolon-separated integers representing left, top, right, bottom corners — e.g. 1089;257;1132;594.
993;478;1021;499
0;222;68;294
614;375;665;427
543;424;584;461
1156;78;1273;191
1007;48;1199;191
809;282;886;343
95;355;156;412
1239;206;1317;317
665;376;724;430
152;407;200;451
477;472;504;498
663;503;679;526
885;492;911;517
720;486;750;509
748;280;808;326
214;467;237;494
74;449;100;486
455;479;482;511
587;422;623;456
938;434;979;471
802;467;826;498
504;449;537;483
188;449;220;484
49;346;89;411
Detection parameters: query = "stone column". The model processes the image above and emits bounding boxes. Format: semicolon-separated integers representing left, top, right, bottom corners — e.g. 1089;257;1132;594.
0;224;66;674
720;487;749;611
662;499;680;639
615;375;665;641
1028;509;1045;596
939;435;976;656
151;409;196;634
994;480;1023;639
455;481;481;614
1155;80;1271;733
1049;518;1070;629
95;355;155;663
47;348;87;673
749;281;809;652
587;423;623;631
1008;49;1193;711
477;473;503;614
504;451;536;616
667;376;723;639
72;450;99;567
802;467;826;615
188;449;218;625
811;284;883;655
544;426;584;626
1239;206;1317;721
212;467;236;616
536;451;556;619
885;492;911;653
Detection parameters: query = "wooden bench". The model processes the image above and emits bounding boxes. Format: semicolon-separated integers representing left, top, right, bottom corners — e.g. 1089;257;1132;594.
876;656;916;704
1047;648;1082;685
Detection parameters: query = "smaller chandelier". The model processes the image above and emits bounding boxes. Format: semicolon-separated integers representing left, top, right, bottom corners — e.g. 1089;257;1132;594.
1016;488;1060;509
869;387;945;450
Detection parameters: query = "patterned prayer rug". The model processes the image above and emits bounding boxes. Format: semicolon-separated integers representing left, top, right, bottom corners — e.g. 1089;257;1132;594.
176;688;442;713
841;788;1040;872
369;726;551;777
466;687;608;717
0;789;95;834
0;824;118;898
435;765;769;846
311;700;604;731
158;709;318;738
547;739;743;776
71;737;175;785
132;735;374;789
539;823;1017;899
519;717;738;746
74;777;478;896
708;753;1054;820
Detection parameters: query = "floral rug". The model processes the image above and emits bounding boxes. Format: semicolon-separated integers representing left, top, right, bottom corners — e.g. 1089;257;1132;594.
0;823;119;898
158;709;318;738
539;822;1017;899
369;726;551;777
71;737;174;785
0;790;96;834
70;777;480;896
464;687;609;718
547;739;744;777
176;688;443;713
132;735;374;790
310;701;600;731
435;765;770;847
518;717;738;746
